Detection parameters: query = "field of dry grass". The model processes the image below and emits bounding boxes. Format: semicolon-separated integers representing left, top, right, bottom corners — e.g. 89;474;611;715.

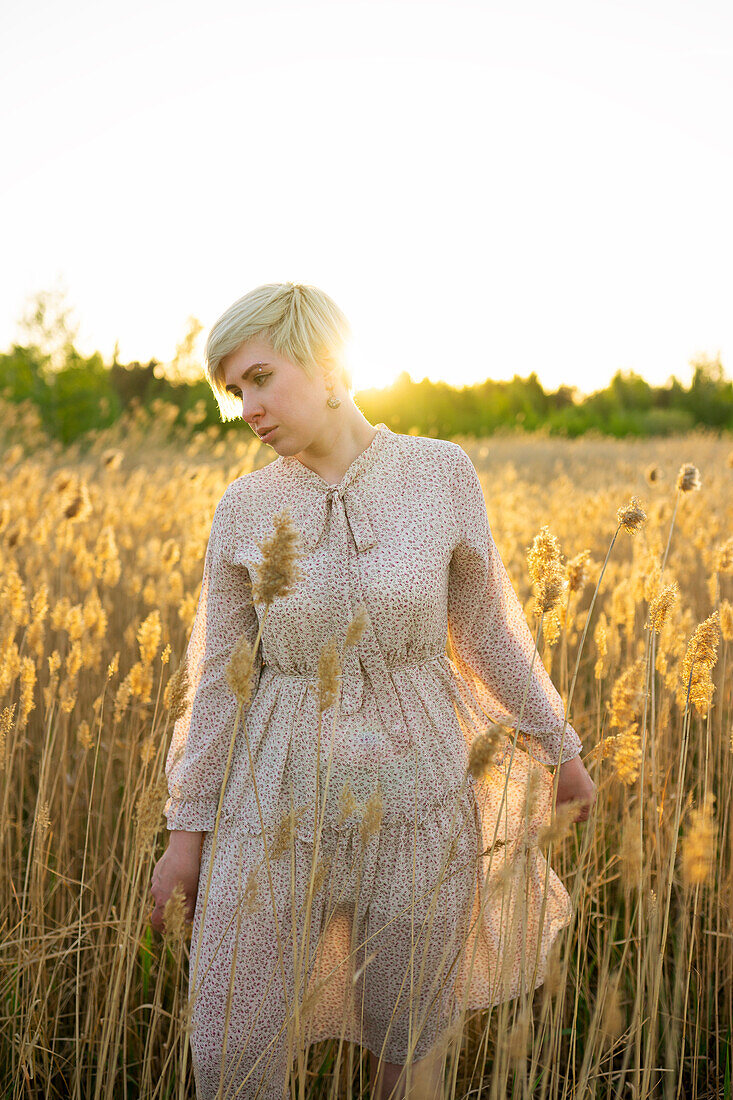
1;398;732;1098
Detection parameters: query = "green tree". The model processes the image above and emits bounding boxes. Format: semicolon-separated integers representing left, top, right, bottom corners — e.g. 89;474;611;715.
16;280;80;373
164;315;205;385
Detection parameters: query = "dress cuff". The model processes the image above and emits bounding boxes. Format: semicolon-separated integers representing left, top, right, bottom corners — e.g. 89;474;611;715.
164;794;217;833
516;725;583;768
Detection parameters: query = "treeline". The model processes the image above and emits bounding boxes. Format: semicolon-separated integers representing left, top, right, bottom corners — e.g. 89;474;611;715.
363;355;733;439
1;338;732;447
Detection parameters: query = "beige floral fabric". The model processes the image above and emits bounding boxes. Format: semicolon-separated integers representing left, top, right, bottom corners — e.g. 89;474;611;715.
164;423;583;1099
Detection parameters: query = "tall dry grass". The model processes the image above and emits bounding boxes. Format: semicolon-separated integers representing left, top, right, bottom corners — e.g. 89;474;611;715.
1;396;732;1098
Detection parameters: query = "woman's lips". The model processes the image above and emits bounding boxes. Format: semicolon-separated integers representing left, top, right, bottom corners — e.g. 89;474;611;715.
259;426;277;442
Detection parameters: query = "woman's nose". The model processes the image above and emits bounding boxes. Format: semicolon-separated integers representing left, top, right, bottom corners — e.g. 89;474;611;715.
240;394;263;421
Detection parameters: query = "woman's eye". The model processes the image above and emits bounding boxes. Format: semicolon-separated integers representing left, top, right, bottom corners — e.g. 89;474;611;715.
229;373;270;397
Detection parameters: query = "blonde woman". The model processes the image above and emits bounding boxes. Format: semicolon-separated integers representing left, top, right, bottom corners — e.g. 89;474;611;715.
149;283;596;1100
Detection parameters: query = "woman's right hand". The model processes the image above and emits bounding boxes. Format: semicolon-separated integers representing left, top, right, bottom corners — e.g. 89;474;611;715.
149;830;203;934
553;753;596;823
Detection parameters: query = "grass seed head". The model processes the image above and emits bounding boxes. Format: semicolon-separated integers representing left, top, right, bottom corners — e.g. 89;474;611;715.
527;526;562;587
164;658;191;721
720;600;733;641
648;581;679;634
543;604;563;646
360;784;383;847
113;676;133;723
137;609;162;665
345;601;368;646
566;549;592;593
338;778;360;823
541;939;564;998
315;636;340;713
468;725;505;782
299;978;328;1022
102;448;124;469
681;794;717;887
613;724;643;786
538;799;583;847
676;463;701;493
36;799;51;834
0;704;15;763
135;774;168;853
225;634;258;706
76;720;94;751
713;536;733;574
536;567;567;614
128;661;153;703
251;510;304;605
61;481;93;522
616;496;647;533
312;853;332;896
681;611;720;711
162;882;189;944
270;804;309;860
609;658;647;733
242;866;262;915
594;614;609;680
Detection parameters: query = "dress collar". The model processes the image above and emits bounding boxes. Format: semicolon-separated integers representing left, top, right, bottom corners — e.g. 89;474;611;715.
277;423;392;495
276;423;392;554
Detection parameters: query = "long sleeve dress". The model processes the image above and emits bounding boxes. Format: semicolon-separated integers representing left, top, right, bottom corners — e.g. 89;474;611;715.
164;423;583;1100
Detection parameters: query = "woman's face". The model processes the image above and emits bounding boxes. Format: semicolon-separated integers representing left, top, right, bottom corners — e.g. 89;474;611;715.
221;337;334;454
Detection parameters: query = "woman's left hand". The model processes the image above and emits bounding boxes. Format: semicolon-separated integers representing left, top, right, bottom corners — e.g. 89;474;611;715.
554;753;596;823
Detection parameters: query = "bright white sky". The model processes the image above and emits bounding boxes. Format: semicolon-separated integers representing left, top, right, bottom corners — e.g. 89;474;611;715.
1;0;732;397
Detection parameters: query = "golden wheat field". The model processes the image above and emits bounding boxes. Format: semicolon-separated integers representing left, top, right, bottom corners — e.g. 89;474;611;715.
2;396;733;1099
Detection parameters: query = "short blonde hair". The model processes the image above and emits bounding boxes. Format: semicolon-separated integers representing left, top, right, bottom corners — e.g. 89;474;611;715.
205;282;353;422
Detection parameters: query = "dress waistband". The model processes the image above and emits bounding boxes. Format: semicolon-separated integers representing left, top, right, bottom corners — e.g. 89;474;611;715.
261;652;449;679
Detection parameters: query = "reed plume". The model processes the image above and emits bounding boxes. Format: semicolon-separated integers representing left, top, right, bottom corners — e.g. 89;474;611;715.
680;794;717;887
675;463;701;493
616;496;647;533
527;525;567;614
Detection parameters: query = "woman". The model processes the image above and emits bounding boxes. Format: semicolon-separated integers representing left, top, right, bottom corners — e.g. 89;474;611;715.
150;282;596;1100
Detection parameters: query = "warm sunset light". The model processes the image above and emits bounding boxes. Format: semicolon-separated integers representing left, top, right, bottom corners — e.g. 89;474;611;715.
2;1;731;399
4;8;733;1096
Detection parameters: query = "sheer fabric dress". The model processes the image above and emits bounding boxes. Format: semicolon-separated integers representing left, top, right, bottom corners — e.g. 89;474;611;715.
164;424;583;1100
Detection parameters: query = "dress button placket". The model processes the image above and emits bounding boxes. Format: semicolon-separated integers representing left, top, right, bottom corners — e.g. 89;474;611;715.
322;484;410;754
324;485;363;716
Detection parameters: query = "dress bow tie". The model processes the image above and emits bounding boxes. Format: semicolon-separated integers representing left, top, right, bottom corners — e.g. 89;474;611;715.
298;483;377;555
285;478;407;738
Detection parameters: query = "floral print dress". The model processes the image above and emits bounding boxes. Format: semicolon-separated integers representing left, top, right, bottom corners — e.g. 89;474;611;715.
164;423;583;1100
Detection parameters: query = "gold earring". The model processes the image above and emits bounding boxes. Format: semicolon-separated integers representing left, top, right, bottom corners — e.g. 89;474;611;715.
325;375;341;408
